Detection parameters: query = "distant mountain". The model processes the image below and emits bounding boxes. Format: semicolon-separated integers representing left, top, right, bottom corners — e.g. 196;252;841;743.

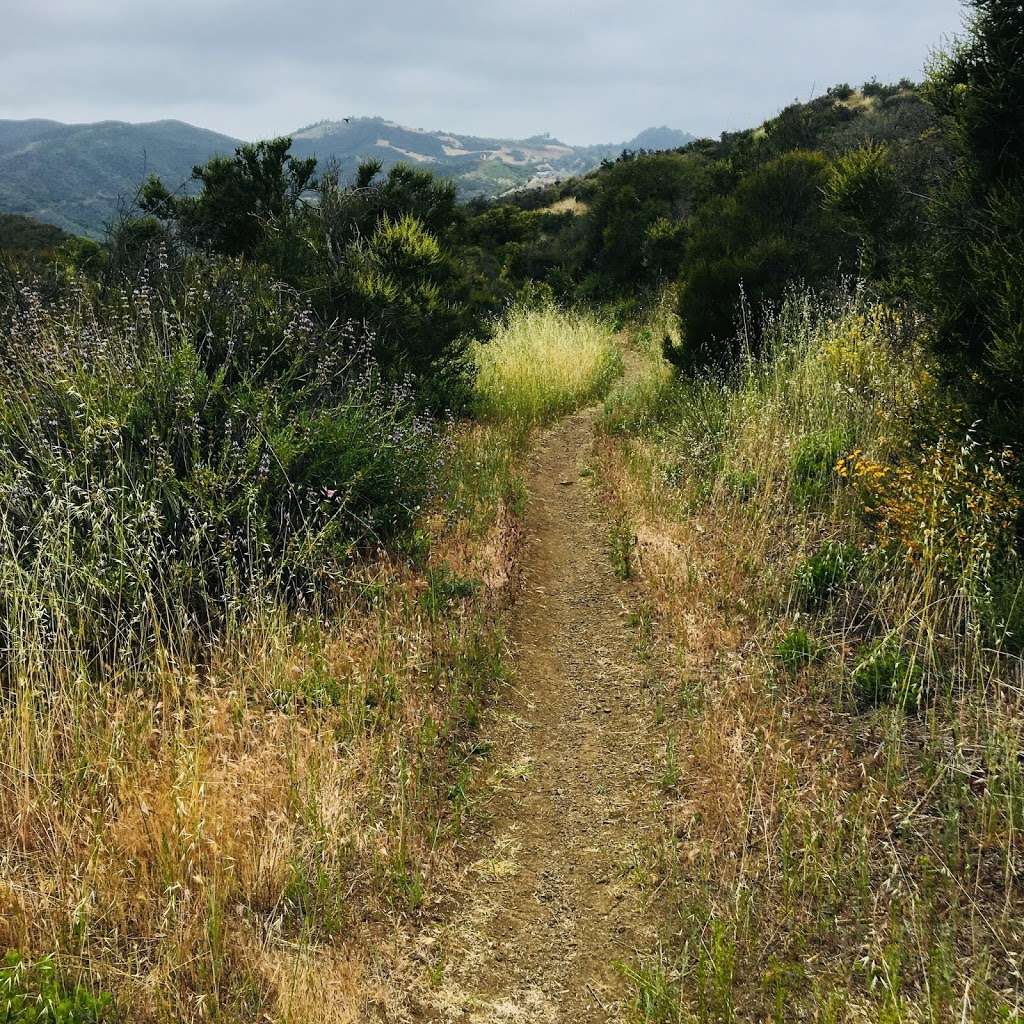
625;126;694;151
0;116;694;237
0;119;240;236
287;118;695;199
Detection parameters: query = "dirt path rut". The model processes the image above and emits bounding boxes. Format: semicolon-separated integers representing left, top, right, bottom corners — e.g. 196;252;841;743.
419;398;659;1023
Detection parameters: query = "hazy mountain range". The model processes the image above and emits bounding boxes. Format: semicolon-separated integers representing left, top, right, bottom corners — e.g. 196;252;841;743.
0;116;694;237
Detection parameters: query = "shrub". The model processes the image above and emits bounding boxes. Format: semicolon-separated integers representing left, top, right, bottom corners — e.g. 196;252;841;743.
828;83;854;101
793;541;862;607
0;953;112;1023
790;428;850;504
774;627;823;671
852;640;924;710
140;137;316;257
338;212;476;405
823;143;907;278
722;466;758;501
0;262;438;678
143;150;483;411
921;0;1024;444
582;153;705;289
674;152;853;368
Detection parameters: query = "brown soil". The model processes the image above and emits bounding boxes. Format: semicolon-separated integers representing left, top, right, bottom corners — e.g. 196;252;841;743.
415;395;660;1023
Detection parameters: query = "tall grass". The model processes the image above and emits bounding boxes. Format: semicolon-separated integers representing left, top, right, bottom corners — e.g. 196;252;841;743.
601;286;1024;1022
473;303;622;426
0;264;439;687
0;261;522;1022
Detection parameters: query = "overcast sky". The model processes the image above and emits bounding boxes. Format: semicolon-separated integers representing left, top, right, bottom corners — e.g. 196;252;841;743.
2;0;966;144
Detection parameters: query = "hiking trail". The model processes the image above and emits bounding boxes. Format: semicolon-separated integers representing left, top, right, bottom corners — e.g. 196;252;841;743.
416;369;662;1023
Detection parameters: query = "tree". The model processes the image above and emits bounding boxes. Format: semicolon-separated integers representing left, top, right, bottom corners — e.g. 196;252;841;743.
823;143;905;278
582;153;704;290
675;151;852;367
302;165;479;407
140;137;316;257
921;0;1024;440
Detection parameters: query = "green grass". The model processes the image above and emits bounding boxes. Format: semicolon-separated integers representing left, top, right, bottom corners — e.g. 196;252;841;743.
0;954;112;1023
773;627;823;671
473;303;622;426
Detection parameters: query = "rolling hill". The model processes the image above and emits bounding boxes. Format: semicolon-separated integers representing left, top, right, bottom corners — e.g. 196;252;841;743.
0;119;241;236
0;116;693;237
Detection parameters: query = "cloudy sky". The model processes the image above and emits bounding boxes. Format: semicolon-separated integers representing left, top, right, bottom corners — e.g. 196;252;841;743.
3;0;966;144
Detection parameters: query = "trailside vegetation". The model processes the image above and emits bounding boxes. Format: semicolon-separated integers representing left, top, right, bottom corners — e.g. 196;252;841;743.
0;0;1021;1018
587;1;1024;1017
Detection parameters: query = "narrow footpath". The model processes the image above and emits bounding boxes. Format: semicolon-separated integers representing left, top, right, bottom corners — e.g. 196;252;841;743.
418;392;661;1023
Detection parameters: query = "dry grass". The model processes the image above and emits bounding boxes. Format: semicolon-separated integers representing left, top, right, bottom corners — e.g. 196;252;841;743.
0;420;525;1022
599;289;1024;1022
544;197;589;216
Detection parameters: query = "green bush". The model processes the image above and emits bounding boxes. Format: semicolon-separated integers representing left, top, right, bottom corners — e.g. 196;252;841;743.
822;143;906;279
140;136;316;257
0;953;112;1023
582;153;706;290
774;627;823;671
0;260;438;676
921;0;1024;444
793;541;862;607
674;152;853;368
142;149;483;411
852;640;924;710
722;466;758;501
333;211;475;405
790;429;850;504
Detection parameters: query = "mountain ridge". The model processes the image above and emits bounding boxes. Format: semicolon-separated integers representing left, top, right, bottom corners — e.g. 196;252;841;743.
0;115;694;236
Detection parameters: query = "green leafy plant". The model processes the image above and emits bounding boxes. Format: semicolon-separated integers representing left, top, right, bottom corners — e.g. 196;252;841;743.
0;953;112;1023
790;429;850;504
793;541;861;607
774;627;823;671
852;640;924;710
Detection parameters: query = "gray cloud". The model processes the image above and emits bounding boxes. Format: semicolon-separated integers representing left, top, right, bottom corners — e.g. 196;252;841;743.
2;0;966;143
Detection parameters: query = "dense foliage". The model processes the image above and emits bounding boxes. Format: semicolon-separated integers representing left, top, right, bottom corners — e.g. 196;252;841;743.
0;256;438;677
919;0;1024;441
460;0;1021;449
0;212;70;254
457;84;938;369
138;145;492;405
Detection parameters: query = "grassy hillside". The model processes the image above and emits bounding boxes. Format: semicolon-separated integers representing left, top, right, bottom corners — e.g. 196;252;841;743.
599;291;1024;1021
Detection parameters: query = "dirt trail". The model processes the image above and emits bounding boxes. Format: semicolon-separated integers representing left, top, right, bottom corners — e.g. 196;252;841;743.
418;384;660;1023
